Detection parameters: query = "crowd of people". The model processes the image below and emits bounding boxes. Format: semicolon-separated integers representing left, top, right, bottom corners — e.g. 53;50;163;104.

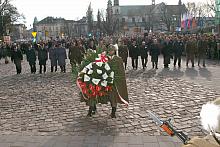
0;33;220;74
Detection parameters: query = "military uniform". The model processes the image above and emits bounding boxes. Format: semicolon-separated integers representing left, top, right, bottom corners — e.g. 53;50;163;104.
186;40;197;67
118;45;128;69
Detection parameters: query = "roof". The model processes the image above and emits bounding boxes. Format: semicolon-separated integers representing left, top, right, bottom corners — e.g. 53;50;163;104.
119;5;153;16
118;3;186;17
36;17;65;25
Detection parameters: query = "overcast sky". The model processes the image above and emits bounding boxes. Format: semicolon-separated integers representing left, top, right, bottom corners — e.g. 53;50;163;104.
11;0;204;29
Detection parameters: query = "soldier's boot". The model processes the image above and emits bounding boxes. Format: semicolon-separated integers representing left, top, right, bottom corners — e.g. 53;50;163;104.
155;63;158;69
92;105;97;115
111;107;116;118
152;62;155;69
87;106;93;117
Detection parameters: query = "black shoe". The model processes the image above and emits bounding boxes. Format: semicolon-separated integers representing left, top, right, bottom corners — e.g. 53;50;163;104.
87;107;93;117
111;107;116;118
111;113;116;118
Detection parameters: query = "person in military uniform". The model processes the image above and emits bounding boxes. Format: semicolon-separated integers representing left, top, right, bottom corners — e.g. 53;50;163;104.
86;45;129;118
106;45;129;118
118;39;128;70
182;98;220;147
186;37;197;67
69;40;84;67
130;40;139;69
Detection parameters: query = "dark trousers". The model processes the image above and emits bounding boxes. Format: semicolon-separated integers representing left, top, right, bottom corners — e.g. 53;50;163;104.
198;54;206;66
174;55;181;67
39;65;46;74
141;57;148;69
29;63;36;73
186;55;194;67
51;66;57;72
15;60;22;74
132;57;138;69
60;65;66;73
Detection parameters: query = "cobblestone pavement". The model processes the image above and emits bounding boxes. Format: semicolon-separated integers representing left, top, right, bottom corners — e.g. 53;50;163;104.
0;56;220;147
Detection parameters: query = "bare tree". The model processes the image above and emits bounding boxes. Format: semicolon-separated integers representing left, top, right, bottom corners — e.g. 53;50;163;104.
99;2;118;36
0;0;24;38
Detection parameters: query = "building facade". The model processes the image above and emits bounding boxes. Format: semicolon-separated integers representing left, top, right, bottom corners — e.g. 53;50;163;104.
111;0;186;35
34;17;88;40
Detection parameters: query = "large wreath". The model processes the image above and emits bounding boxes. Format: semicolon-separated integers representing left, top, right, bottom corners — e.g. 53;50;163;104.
77;51;114;100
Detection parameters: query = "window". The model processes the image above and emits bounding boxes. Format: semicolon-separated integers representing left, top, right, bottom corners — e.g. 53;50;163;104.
132;17;135;23
122;18;125;23
142;17;146;22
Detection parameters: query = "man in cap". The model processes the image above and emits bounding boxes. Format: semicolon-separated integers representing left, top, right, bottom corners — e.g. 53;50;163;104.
183;98;220;147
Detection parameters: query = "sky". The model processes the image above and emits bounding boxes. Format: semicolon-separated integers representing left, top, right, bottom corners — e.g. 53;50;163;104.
11;0;204;29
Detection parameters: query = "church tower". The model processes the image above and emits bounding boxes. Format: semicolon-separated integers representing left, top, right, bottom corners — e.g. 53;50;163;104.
178;0;182;5
114;0;119;6
152;0;155;5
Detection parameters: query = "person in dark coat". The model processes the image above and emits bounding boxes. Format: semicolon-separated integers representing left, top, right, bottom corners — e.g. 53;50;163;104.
69;41;83;66
11;45;23;74
56;43;67;72
49;44;58;72
186;37;197;67
150;39;160;69
139;41;148;69
38;44;48;74
130;40;139;69
26;44;37;73
197;36;208;67
118;39;128;70
162;37;173;68
173;37;184;68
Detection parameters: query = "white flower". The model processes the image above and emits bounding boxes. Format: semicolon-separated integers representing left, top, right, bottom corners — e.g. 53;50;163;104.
86;63;93;70
92;78;101;85
109;79;114;84
109;71;114;78
81;68;87;74
87;69;93;75
84;74;91;82
102;73;108;80
97;69;102;74
96;62;103;67
101;80;107;87
105;63;110;71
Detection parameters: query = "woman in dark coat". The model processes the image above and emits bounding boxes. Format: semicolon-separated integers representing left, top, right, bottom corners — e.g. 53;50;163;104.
38;44;48;74
56;43;67;72
11;45;23;74
26;44;37;73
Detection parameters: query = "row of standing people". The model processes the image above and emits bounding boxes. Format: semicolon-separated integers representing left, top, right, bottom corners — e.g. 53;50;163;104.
117;35;216;70
9;42;67;74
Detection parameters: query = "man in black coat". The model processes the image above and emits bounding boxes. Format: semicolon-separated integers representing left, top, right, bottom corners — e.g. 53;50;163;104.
139;41;148;69
173;37;184;68
162;37;173;68
150;39;160;69
26;44;37;73
38;44;48;74
130;40;139;69
11;45;23;74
